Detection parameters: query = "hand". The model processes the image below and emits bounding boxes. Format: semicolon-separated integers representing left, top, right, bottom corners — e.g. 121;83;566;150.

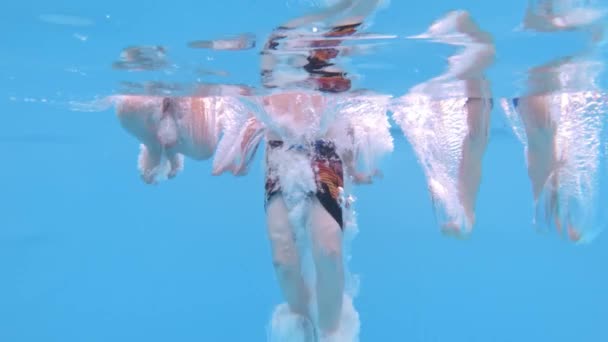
351;173;372;184
350;169;383;185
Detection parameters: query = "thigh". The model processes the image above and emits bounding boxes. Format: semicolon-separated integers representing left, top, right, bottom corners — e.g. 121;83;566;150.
266;195;299;264
465;97;491;139
309;199;342;258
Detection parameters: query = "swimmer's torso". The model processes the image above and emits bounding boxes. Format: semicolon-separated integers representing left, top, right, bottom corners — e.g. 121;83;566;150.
263;92;341;142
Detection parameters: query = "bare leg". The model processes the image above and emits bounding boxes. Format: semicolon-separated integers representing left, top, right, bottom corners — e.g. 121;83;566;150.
138;143;163;184
457;98;490;229
520;95;558;200
266;195;310;317
550;160;582;242
518;95;563;231
309;199;344;335
166;150;184;179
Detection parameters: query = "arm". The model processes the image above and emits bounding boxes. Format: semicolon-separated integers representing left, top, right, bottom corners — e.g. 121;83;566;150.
341;126;381;185
231;116;266;176
212;114;265;176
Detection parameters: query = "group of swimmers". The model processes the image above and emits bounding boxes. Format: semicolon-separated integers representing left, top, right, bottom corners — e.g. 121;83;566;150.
106;1;607;341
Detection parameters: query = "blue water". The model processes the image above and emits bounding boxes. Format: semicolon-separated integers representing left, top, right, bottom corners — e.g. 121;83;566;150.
1;1;608;341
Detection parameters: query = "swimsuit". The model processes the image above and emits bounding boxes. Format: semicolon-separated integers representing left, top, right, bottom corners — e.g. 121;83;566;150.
265;140;345;229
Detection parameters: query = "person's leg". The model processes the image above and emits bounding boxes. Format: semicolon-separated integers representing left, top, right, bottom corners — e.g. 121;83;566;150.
518;95;570;233
309;198;344;335
457;97;490;229
137;143;163;184
115;96;167;183
518;95;559;203
266;195;310;317
165;150;184;179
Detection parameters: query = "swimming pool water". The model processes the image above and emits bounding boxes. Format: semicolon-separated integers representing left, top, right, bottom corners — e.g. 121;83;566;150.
1;1;607;341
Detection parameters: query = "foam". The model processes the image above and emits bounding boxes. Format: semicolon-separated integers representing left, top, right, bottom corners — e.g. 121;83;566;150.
268;295;360;342
319;295;360;342
268;303;316;342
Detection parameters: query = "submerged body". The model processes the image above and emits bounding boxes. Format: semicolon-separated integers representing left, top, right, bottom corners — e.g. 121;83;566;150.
501;0;606;242
263;92;347;339
455;90;492;233
509;93;577;239
505;88;605;243
393;10;494;236
258;90;391;341
113;81;264;183
116;95;219;183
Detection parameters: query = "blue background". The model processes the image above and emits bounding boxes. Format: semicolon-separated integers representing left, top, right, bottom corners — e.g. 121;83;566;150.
1;1;607;341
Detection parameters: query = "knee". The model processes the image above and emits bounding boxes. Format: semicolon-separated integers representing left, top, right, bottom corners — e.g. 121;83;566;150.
268;228;299;270
271;243;299;270
272;250;301;283
313;224;342;262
